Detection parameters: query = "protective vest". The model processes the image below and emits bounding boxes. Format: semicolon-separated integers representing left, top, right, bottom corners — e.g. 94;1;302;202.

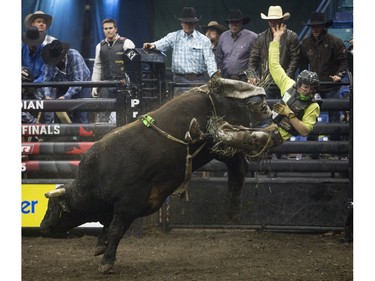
273;85;317;136
99;37;126;80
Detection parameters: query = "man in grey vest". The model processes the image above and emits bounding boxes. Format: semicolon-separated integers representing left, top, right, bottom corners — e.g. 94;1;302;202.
91;18;135;123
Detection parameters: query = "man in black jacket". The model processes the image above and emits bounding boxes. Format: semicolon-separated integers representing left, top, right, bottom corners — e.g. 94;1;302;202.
300;12;347;124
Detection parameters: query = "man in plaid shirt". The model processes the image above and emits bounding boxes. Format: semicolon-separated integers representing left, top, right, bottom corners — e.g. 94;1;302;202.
42;40;91;124
143;7;216;96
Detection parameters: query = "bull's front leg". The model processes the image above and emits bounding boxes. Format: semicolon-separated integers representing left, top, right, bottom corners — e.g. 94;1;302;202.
223;154;248;223
98;213;134;274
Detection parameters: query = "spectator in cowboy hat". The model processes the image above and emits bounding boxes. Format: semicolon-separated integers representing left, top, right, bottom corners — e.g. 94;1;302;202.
21;26;47;83
301;12;347;120
41;40;91;124
215;9;257;81
246;5;300;99
24;10;56;45
200;21;227;53
300;12;347;151
143;7;217;96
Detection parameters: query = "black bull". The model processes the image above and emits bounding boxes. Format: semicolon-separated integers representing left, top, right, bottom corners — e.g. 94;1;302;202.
40;85;253;273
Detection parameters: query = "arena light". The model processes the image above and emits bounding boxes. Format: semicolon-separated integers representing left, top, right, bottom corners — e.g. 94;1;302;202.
104;0;119;5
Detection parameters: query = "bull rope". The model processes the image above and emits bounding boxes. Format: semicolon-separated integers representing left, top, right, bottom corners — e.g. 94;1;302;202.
205;92;274;161
138;114;206;200
206;116;273;160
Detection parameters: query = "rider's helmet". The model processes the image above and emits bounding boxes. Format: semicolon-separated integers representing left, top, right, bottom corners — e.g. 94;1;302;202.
296;70;320;92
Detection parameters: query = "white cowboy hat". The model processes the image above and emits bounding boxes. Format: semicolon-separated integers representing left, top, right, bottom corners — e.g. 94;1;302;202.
260;6;290;20
24;11;53;29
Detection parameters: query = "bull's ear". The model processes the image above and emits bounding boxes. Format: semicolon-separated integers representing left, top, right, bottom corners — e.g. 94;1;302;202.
45;188;66;198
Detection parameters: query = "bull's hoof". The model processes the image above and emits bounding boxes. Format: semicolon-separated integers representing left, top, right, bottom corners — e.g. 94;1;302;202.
94;245;106;256
98;263;113;274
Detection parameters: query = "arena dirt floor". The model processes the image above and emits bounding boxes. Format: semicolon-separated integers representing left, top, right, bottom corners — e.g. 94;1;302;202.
22;228;352;281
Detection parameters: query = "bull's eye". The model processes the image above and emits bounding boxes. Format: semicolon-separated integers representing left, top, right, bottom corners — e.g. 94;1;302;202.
57;200;70;212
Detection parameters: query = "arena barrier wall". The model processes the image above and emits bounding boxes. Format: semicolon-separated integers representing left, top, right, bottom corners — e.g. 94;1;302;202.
22;80;353;233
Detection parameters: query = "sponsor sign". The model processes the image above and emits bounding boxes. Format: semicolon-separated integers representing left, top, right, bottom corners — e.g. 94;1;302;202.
21;184;58;227
22;125;61;135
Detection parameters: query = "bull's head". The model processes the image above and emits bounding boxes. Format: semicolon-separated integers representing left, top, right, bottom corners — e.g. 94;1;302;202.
40;185;77;236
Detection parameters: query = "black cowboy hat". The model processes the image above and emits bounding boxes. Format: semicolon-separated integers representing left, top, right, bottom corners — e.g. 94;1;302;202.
42;40;70;66
304;12;333;27
223;9;251;25
175;7;202;22
22;26;46;46
200;21;227;34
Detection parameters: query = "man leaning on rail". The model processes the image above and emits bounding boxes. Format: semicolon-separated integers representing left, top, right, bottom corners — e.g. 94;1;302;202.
206;23;321;159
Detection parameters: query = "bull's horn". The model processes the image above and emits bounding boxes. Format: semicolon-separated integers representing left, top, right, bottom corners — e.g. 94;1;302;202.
45;188;66;198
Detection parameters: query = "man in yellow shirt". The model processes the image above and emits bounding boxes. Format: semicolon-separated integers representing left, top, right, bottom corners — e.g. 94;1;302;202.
269;23;321;142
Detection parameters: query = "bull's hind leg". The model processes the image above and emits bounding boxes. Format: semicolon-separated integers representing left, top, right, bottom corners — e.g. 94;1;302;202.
223;154;248;223
98;212;135;274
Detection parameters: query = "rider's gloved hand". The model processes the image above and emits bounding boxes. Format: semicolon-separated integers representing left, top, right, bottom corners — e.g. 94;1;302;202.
273;102;294;117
